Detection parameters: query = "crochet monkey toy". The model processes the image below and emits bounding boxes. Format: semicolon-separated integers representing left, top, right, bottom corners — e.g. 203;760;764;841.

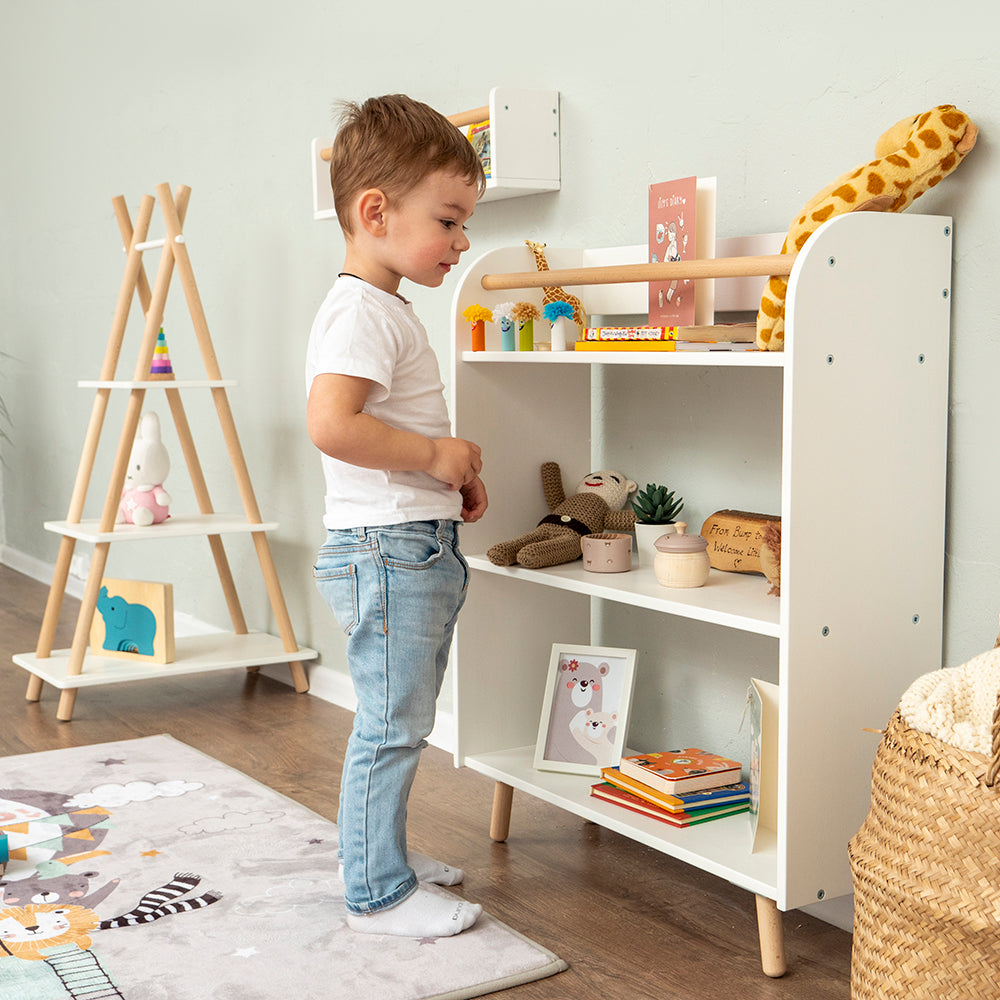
757;104;978;351
487;462;637;570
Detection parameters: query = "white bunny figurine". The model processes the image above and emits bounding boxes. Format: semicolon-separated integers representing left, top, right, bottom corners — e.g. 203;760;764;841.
117;411;172;526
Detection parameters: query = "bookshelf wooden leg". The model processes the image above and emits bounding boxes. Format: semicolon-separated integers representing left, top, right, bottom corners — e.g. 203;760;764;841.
755;894;786;978
490;782;514;842
26;675;44;702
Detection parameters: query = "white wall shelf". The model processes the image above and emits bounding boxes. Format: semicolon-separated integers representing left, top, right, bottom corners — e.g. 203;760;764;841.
312;87;560;220
450;212;953;976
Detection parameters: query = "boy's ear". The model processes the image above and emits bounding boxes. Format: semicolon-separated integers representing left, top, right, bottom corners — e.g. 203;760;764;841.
357;188;388;237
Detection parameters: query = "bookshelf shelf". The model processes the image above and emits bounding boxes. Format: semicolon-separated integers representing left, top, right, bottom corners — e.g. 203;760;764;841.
467;556;781;637
450;212;952;976
465;744;777;897
460;348;784;367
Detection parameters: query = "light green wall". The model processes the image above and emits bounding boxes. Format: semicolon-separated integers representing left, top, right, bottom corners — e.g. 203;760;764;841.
3;1;999;703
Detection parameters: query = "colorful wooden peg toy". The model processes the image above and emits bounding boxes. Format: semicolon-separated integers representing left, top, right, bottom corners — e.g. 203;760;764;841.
462;304;493;352
543;300;576;351
493;301;516;350
511;301;540;351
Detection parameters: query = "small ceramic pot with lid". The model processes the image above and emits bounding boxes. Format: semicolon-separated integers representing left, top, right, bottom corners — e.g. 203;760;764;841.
653;522;711;588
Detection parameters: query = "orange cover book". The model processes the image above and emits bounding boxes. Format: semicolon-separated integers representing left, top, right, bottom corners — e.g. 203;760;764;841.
619;748;742;794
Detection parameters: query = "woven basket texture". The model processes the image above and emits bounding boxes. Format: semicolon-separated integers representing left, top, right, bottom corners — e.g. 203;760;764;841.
849;709;1000;999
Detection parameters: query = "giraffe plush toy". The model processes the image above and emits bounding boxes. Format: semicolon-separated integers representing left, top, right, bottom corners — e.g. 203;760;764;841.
757;104;978;351
525;240;588;334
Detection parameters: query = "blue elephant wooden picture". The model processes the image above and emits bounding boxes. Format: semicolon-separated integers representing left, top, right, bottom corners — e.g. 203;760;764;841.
89;578;175;663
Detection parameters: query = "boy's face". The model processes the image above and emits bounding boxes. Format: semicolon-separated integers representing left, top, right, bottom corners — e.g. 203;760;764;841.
372;169;478;291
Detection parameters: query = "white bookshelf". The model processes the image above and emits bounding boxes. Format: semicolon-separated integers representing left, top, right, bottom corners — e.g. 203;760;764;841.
449;212;952;972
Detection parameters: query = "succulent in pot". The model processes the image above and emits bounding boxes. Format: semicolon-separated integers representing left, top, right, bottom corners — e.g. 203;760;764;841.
631;483;684;524
631;483;684;566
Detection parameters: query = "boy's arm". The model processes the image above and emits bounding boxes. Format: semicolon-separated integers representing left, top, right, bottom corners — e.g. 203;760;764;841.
307;373;483;490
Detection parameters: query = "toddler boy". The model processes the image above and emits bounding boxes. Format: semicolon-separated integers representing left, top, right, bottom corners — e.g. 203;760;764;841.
306;94;487;938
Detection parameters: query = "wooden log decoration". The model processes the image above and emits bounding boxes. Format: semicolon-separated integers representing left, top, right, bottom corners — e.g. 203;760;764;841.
700;510;780;576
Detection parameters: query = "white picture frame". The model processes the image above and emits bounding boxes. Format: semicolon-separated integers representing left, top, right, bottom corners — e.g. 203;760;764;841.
534;643;637;776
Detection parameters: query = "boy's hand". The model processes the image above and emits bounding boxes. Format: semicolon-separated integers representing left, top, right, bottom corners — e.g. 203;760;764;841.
427;437;482;491
459;476;488;523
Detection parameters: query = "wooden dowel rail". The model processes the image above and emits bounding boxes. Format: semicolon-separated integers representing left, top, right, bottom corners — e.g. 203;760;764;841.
319;104;490;162
480;252;796;292
445;105;491;129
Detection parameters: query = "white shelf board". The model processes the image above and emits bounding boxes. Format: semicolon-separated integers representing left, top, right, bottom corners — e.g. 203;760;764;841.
78;379;237;389
14;632;318;689
45;513;279;543
467;556;781;636
462;350;783;368
465;745;777;899
479;177;559;203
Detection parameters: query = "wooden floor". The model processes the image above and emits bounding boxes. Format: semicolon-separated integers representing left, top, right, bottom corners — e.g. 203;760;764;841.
1;563;852;999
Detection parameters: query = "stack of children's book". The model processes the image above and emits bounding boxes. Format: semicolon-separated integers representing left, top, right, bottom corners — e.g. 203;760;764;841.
591;748;750;828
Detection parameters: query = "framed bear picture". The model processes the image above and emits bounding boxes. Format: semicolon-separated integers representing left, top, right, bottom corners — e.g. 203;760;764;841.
534;643;636;776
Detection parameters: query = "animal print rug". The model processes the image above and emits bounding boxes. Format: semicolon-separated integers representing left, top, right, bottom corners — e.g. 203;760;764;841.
0;735;566;999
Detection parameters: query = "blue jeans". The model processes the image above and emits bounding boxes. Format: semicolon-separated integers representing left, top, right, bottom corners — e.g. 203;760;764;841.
313;519;469;914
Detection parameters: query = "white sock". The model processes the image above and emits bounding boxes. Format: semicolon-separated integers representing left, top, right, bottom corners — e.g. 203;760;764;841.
346;886;482;938
409;850;464;886
336;851;464;887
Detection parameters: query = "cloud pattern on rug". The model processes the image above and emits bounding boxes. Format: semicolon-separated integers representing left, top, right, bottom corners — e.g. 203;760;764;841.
1;763;220;999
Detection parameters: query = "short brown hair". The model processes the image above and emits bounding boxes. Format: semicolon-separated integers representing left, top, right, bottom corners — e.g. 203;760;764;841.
330;94;486;235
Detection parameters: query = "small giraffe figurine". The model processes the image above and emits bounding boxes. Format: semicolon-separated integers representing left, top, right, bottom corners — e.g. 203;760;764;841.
757;104;978;351
525;240;588;334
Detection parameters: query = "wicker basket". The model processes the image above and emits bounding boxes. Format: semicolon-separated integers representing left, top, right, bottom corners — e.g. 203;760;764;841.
849;696;1000;999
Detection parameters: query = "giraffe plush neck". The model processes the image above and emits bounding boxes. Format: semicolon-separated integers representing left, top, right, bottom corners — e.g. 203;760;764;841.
525;240;588;333
757;104;978;351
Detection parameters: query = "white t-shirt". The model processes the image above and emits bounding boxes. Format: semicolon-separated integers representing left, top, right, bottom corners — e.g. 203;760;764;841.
305;276;462;529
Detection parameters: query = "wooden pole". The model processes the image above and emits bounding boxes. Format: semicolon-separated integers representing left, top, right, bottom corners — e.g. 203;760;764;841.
121;187;249;636
157;183;308;692
29;194;156;702
481;253;796;292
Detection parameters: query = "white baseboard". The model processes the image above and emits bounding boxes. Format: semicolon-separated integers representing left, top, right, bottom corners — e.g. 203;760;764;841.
0;542;457;754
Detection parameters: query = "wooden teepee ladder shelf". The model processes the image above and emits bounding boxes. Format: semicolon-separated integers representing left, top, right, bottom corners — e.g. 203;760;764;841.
18;183;315;721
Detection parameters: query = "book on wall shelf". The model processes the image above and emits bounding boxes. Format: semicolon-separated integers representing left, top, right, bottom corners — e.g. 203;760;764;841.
466;119;491;179
590;781;750;828
619;749;743;795
599;765;750;813
648;175;717;328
